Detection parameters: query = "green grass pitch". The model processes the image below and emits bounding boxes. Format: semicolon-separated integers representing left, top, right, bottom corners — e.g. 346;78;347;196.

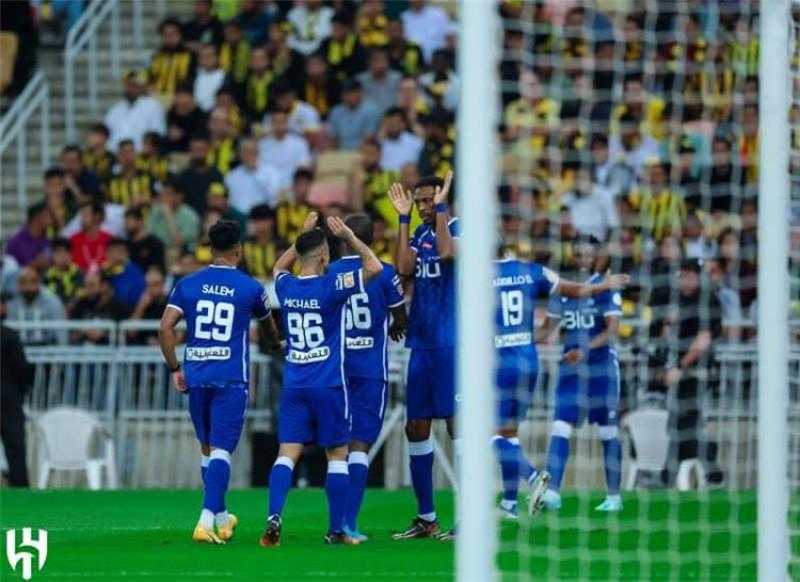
0;488;786;581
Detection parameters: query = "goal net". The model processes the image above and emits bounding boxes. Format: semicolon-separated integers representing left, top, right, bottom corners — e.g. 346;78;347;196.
457;0;797;579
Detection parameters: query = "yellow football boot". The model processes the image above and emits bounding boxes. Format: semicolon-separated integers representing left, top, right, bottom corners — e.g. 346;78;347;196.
216;514;239;541
192;524;225;544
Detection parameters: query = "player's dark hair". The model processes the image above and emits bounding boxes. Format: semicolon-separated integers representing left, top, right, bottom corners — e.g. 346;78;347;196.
27;201;48;223
209;219;241;252
345;213;374;246
295;228;327;257
414;175;444;192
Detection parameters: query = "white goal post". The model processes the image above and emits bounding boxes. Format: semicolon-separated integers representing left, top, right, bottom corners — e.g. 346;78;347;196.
758;1;791;580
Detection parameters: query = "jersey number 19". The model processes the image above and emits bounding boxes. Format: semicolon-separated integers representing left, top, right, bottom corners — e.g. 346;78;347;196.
500;290;524;327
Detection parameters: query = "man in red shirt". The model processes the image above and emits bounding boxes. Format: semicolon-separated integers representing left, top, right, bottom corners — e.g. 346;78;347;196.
70;200;112;273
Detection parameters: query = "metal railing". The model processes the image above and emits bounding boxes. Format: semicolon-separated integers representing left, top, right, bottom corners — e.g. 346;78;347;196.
0;71;51;213
64;0;149;143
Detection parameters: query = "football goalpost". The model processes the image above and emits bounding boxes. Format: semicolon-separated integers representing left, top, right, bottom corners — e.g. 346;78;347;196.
456;0;793;579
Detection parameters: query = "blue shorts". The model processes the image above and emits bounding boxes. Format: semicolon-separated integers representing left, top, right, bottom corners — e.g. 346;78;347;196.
188;381;248;452
496;358;539;425
278;385;349;448
406;347;455;420
347;376;387;444
554;358;620;426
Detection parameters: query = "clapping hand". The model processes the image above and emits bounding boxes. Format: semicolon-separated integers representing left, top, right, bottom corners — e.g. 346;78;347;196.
434;170;453;205
388;182;413;216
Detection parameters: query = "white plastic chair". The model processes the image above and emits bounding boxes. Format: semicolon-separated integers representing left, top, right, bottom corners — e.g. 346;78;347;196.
676;458;707;491
35;407;118;490
622;408;670;490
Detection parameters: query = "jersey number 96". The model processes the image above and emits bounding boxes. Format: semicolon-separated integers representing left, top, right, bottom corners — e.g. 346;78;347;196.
195;300;234;341
345;293;371;331
287;312;325;349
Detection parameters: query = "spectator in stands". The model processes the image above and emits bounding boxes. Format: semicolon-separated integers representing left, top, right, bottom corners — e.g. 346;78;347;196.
5;202;51;269
708;134;744;214
379;107;423;171
149;17;195;98
419;48;459;111
207;107;239;175
739;199;758;263
418;108;455;178
193;43;228;113
358;47;402;114
386;19;424;76
124;207;165;273
356;0;389;48
177;132;225;215
0;291;34;487
60;145;102;200
590;133;636;201
219;19;250;89
661;259;724;485
328;80;381;151
738;103;759;185
609;110;662;180
611;72;667;141
717;227;758;313
396;75;427;136
43;168;71;235
166;84;208;153
401;0;454;63
258;109;312;191
287;0;334;56
351;137;397;225
299;53;341;120
243;46;275;124
183;0;224;51
70;200;112;273
628;160;687;243
104;238;145;309
682;212;716;261
82;124;116;183
6;267;66;345
71;271;130;344
107;140;154;208
319;11;367;83
265;20;304;81
128;266;169;345
226;138;280;215
148;178;201;254
0;0;37;98
276;168;316;242
136;132;168;183
706;258;743;342
504;68;559;157
269;81;321;143
562;167;619;242
370;213;394;263
205;182;246;234
242;204;285;281
235;0;273;45
104;71;166;151
44;238;83;308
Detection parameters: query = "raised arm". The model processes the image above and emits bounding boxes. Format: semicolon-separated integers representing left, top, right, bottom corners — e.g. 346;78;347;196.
433;170;457;260
388;182;417;277
272;211;319;278
327;216;383;282
557;273;630;299
158;305;186;393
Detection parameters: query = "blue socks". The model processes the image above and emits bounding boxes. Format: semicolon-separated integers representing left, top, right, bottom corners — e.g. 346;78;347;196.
326;460;349;533
203;449;231;514
201;454;209;485
493;436;538;503
408;439;435;520
268;456;294;516
345;451;369;531
599;426;622;496
546;424;572;490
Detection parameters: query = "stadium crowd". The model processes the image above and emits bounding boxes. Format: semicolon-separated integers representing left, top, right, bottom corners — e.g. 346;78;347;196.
2;0;763;355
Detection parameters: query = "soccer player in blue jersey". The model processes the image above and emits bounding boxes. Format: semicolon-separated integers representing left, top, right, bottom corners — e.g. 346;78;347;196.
261;213;384;547
159;219;278;544
492;248;629;519
328;213;408;542
539;236;625;512
388;170;458;540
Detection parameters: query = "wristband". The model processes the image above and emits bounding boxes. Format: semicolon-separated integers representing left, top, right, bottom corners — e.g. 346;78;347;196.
399;214;411;224
170;364;181;373
435;202;449;214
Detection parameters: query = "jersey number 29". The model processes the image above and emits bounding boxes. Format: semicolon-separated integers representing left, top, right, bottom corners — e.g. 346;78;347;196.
195;300;234;342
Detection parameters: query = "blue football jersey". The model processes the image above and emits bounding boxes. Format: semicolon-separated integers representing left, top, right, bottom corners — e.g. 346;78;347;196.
329;256;405;381
494;258;559;362
167;265;270;386
274;266;365;388
547;273;622;363
407;218;460;349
